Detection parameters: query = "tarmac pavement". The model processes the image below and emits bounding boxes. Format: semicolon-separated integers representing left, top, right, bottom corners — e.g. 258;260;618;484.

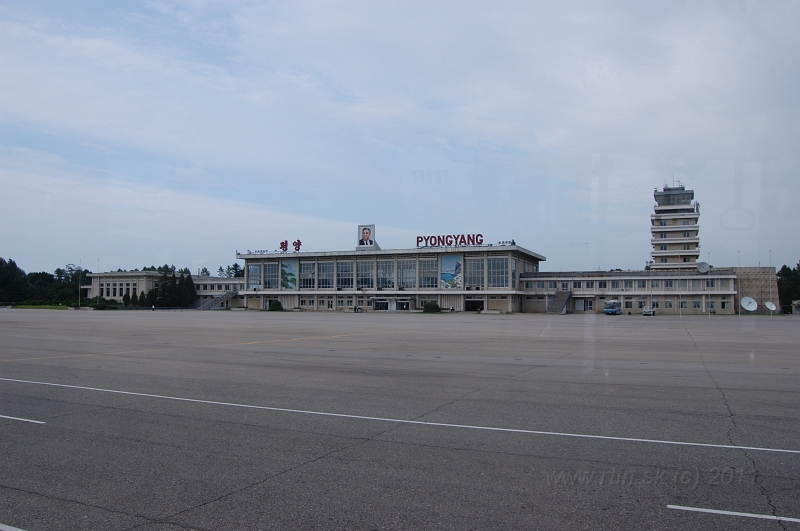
0;309;798;530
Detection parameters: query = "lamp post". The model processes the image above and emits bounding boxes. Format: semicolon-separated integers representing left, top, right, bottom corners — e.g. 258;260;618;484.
737;251;741;318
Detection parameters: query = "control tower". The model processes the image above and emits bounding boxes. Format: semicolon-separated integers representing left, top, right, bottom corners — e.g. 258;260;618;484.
650;185;700;270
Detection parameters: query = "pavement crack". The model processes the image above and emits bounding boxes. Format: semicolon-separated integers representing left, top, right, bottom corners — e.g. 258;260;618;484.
685;327;786;530
152;432;389;528
0;483;159;527
410;383;493;422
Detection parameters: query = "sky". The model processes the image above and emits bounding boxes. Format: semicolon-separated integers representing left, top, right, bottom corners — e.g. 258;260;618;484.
1;0;799;275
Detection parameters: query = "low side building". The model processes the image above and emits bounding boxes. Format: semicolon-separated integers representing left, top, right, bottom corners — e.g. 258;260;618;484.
86;272;243;307
520;269;738;315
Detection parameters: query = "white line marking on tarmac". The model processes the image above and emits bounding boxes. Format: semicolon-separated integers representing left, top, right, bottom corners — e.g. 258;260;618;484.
2;377;799;455
667;505;800;523
0;414;44;424
0;522;30;531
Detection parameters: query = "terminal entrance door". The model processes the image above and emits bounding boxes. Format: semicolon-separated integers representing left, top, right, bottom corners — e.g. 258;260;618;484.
327;299;333;309
465;300;484;311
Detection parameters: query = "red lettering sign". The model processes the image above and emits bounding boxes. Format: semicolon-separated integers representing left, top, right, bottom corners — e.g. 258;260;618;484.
416;234;484;248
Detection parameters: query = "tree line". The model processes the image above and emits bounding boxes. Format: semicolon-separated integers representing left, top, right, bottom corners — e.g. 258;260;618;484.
132;270;197;309
0;258;197;308
777;261;800;311
0;258;90;305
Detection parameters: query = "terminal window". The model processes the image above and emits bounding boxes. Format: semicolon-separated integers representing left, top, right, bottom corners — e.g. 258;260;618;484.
487;258;508;288
637;280;646;288
573;281;581;289
585;281;594;288
299;263;316;289
610;281;620;289
247;264;262;290
624;280;633;289
318;262;334;289
397;260;416;289
464;258;484;289
357;261;374;289
419;259;437;288
598;281;607;289
377;260;394;289
264;263;279;289
337;261;354;289
651;280;660;288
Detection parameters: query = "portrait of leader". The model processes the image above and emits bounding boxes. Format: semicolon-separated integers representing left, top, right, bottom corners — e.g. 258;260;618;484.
358;225;375;246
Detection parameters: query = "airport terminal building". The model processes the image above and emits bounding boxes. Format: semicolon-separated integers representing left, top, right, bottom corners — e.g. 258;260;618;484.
236;234;545;312
84;186;780;314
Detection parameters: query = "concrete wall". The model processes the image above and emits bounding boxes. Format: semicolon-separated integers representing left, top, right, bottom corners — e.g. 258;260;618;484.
733;267;780;313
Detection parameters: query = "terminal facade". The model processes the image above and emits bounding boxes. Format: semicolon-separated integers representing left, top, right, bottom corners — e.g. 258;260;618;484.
85;185;780;314
236;240;545;312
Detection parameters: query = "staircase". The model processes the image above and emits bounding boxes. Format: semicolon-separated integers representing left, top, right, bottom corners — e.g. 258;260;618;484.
546;290;571;315
196;290;238;310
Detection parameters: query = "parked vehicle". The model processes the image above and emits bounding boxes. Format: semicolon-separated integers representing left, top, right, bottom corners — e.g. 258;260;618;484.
603;300;622;315
642;306;656;316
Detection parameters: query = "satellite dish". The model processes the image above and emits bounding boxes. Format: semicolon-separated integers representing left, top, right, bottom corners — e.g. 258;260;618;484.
740;297;758;312
697;262;710;274
765;301;777;311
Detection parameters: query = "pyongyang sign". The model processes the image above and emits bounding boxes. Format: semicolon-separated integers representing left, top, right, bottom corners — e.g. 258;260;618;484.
416;234;483;247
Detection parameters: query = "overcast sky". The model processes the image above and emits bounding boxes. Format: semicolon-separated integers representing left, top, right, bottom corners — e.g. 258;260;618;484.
1;0;798;274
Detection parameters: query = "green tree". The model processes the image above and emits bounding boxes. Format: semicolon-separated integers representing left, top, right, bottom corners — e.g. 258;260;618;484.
199;267;210;276
146;288;157;307
184;273;197;306
217;266;225;277
226;263;244;278
0;258;28;302
423;301;441;313
131;291;139;306
268;299;283;311
139;291;148;307
122;292;131;307
777;261;800;311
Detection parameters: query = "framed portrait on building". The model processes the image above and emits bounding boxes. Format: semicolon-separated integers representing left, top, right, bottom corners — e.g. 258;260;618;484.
358;224;376;246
